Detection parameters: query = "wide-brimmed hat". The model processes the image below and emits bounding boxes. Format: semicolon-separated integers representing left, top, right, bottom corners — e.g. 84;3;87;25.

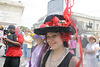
88;36;97;42
34;14;75;35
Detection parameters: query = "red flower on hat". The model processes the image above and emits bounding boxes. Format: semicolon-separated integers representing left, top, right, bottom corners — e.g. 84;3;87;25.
60;32;72;42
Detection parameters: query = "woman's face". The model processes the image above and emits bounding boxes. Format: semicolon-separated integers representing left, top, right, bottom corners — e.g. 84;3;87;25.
47;32;64;50
89;38;96;43
25;31;29;35
35;38;44;45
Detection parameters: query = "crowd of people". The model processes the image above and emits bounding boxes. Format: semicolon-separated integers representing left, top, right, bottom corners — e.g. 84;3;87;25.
0;0;100;67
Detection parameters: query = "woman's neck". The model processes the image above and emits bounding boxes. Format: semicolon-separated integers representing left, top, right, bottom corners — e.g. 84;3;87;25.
90;42;95;45
38;42;44;47
52;47;66;55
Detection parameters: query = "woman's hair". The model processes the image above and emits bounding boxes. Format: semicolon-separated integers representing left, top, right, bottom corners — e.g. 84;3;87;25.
25;29;30;32
43;36;50;52
63;41;69;47
60;32;69;48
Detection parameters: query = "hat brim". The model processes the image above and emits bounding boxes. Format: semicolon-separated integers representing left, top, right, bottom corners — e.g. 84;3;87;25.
7;29;12;31
34;26;75;35
87;36;97;42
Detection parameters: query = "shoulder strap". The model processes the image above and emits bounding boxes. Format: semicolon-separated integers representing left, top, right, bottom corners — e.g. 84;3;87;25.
58;52;74;67
41;50;51;67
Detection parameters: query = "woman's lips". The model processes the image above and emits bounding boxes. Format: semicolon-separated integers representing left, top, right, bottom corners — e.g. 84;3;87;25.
49;43;55;46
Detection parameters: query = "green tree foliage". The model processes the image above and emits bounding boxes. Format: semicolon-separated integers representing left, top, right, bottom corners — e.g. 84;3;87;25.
20;26;28;31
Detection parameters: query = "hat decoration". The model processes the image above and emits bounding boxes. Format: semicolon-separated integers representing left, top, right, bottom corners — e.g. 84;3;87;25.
45;16;62;26
34;34;45;39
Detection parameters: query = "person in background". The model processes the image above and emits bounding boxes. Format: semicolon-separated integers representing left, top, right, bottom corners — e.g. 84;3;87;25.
17;26;25;49
29;32;37;52
70;35;77;56
82;35;89;58
98;38;100;61
0;25;4;49
0;25;7;57
82;35;89;51
85;36;99;67
29;34;47;67
17;26;24;36
21;29;33;67
3;25;24;67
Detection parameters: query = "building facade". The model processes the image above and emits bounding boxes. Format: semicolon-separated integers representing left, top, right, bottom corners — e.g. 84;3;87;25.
73;13;100;36
0;0;24;29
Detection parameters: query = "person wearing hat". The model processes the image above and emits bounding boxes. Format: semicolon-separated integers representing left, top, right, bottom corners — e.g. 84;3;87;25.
29;34;47;67
3;25;24;67
85;36;99;67
34;14;79;67
34;7;82;66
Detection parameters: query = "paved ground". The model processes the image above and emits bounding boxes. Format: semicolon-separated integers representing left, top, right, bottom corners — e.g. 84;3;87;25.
0;46;100;67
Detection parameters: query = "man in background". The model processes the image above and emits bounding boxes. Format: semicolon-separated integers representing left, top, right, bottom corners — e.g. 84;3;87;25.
82;35;89;51
3;25;24;67
82;35;89;58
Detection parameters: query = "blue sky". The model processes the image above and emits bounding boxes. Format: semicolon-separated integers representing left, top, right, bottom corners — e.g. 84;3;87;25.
10;0;100;28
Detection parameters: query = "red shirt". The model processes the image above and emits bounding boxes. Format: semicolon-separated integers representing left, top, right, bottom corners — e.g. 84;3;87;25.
6;31;24;57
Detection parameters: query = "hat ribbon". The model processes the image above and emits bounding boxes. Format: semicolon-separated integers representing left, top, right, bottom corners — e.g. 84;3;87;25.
63;0;74;27
64;0;83;67
45;16;62;26
72;20;83;67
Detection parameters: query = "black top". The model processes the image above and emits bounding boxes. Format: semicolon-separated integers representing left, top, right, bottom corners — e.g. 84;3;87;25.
7;33;18;47
41;50;74;67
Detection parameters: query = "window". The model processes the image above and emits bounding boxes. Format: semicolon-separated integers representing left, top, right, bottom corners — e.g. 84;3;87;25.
96;24;99;30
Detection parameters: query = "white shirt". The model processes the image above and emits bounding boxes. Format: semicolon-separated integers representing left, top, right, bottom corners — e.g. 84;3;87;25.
86;42;99;59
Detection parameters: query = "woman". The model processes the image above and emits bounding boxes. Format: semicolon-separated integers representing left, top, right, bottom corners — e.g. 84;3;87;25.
34;14;79;67
29;34;46;67
70;35;77;55
21;29;33;67
85;36;99;67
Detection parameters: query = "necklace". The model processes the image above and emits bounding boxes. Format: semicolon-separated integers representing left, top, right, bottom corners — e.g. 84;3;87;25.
48;48;68;67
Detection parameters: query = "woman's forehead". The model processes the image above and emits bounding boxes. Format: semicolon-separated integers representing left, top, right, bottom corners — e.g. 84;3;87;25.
47;32;60;35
